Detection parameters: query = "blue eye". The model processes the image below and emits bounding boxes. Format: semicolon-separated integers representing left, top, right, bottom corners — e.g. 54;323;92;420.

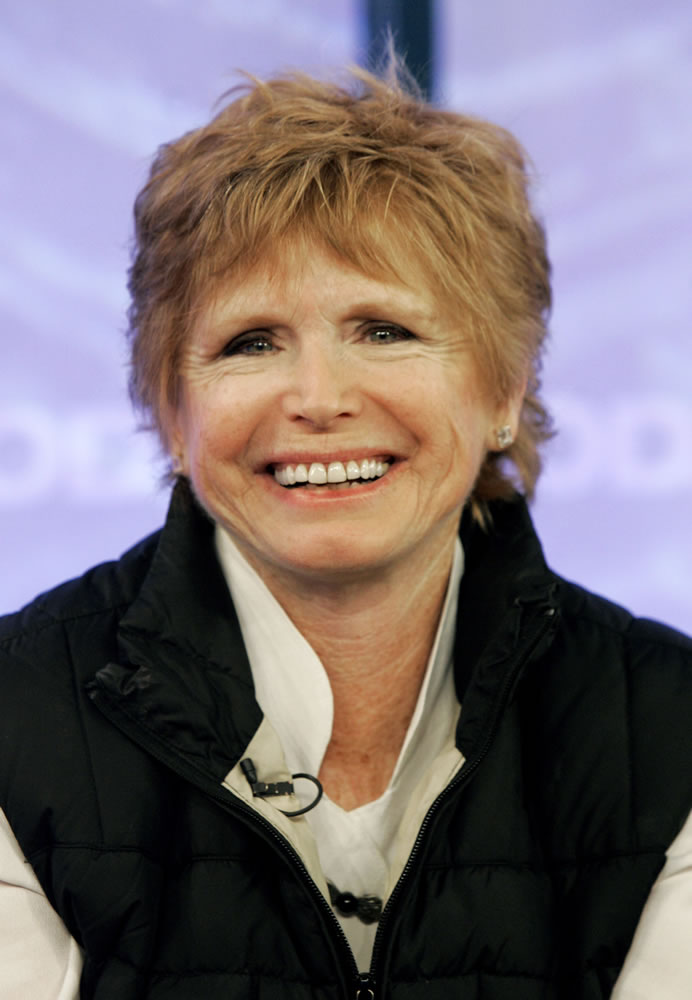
365;325;413;344
222;334;274;356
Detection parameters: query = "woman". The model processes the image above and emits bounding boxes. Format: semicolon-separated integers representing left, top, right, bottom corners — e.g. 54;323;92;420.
1;64;691;999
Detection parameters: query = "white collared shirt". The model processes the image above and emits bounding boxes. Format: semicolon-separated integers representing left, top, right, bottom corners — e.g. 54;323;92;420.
215;527;465;965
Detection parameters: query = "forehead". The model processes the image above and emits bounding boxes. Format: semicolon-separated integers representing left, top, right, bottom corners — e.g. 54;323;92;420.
198;240;442;331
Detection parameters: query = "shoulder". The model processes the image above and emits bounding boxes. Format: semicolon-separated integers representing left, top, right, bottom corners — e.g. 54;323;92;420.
550;576;692;819
547;577;692;723
0;527;162;732
526;576;692;849
0;528;164;862
554;575;692;667
0;528;161;652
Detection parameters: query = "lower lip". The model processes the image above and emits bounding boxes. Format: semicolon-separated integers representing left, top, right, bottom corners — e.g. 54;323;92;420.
261;465;398;503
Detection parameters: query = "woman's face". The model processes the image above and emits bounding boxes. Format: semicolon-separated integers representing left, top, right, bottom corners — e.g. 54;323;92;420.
169;243;523;587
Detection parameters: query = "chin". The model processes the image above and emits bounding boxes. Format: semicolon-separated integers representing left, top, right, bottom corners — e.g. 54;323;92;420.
270;535;397;582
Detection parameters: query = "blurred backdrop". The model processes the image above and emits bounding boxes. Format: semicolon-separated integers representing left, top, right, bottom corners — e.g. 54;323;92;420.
1;0;690;631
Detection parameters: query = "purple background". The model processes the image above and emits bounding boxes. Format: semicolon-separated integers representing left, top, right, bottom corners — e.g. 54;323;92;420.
1;1;690;632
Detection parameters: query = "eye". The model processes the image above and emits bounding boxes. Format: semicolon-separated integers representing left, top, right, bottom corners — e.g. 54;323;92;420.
364;323;414;344
221;332;275;357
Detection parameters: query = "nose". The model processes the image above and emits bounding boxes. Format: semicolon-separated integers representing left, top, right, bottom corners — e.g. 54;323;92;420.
281;342;362;428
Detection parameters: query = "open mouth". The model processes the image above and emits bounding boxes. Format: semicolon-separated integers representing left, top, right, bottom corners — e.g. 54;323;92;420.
271;457;392;489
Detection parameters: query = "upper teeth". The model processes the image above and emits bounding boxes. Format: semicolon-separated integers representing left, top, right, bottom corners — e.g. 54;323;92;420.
273;458;390;487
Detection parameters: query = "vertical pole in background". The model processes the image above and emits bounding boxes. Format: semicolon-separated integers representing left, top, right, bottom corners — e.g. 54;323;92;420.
363;0;435;100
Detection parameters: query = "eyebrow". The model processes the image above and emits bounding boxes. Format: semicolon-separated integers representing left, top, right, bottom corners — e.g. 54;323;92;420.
341;298;437;324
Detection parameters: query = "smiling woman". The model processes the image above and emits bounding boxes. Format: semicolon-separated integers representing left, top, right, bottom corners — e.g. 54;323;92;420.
1;59;691;1000
170;245;517;591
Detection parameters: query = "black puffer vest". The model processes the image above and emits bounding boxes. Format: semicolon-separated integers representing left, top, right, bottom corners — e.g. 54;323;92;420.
1;482;691;998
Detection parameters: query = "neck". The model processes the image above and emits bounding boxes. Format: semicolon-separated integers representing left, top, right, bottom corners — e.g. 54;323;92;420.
239;532;458;808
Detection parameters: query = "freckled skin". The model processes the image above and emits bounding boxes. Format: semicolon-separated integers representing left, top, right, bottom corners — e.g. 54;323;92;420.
170;243;523;596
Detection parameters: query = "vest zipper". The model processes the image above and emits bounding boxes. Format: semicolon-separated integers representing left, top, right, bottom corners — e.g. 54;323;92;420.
366;599;558;985
88;684;362;998
91;593;557;998
206;785;364;996
195;787;380;998
355;972;376;998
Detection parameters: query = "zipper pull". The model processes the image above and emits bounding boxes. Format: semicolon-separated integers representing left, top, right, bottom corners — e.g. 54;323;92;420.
355;972;376;998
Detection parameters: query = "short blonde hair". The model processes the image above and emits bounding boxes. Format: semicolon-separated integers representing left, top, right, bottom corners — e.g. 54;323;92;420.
127;63;553;507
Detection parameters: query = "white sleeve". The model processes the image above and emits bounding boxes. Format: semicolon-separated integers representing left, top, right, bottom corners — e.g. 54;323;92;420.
0;808;82;1000
611;809;692;999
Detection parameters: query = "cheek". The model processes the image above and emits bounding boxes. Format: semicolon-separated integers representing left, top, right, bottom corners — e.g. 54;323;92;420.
436;374;493;440
193;414;243;467
437;398;494;485
184;386;273;478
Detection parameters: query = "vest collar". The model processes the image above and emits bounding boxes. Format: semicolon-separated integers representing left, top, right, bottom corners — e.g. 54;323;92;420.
89;481;558;783
90;479;262;779
454;498;559;759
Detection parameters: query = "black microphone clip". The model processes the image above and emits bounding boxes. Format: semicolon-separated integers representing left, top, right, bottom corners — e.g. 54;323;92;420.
240;757;323;817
